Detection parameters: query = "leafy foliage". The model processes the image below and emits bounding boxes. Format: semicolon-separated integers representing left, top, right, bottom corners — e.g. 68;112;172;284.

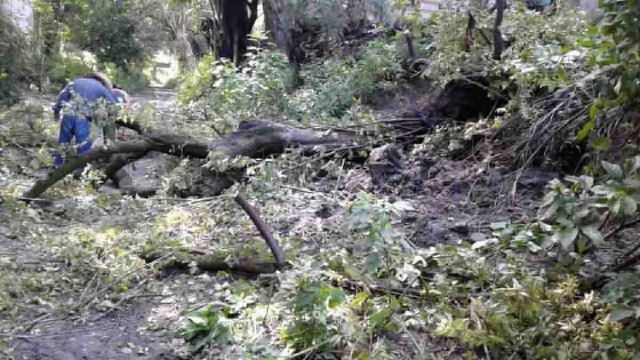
538;156;640;252
62;0;147;69
178;305;230;354
178;38;404;132
45;55;94;88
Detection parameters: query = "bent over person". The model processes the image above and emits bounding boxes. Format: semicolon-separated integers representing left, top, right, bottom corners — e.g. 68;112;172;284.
52;73;117;168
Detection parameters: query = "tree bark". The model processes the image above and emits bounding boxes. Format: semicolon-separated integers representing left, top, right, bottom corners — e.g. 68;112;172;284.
493;0;505;60
143;252;279;274
23;121;363;199
23;141;154;199
234;195;287;266
262;0;301;85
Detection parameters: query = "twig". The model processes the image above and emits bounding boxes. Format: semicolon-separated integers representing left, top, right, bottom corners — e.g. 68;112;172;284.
284;339;332;359
171;196;222;209
611;251;640;273
234;195;287;267
91;278;152;322
618;240;640;260
605;218;640;240
0;324;116;339
203;110;223;137
462;77;508;101
392;315;423;355
280;184;321;194
263;277;277;326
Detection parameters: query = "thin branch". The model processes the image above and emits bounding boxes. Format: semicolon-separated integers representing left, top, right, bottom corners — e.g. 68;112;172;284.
605;218;640;240
611;251;640;273
203;109;223;137
234;194;287;267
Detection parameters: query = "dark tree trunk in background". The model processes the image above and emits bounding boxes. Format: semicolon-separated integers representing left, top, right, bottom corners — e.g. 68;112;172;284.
202;0;259;66
221;0;249;66
493;0;505;60
42;0;62;57
263;0;302;86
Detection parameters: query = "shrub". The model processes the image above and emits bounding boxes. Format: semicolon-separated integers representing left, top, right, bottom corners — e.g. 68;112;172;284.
294;38;404;119
178;49;291;132
45;55;94;88
105;63;149;93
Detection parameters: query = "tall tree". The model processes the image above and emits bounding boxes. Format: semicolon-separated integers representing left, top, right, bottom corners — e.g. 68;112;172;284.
63;0;147;69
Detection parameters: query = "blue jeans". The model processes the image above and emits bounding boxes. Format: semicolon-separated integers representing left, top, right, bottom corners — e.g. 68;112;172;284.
54;115;93;168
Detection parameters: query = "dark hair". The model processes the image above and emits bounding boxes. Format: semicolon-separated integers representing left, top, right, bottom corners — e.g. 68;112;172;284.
85;72;113;90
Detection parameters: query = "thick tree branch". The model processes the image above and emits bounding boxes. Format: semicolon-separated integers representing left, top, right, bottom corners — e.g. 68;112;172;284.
142;252;278;274
24;121;363;198
23;141;155;199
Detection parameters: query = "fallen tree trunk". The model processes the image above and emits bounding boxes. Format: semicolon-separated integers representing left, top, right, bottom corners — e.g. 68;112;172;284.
23;121;363;199
143;252;279;274
23;141;155;199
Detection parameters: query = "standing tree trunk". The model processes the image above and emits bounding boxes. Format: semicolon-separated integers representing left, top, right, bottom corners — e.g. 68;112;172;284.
262;0;301;86
493;0;505;60
202;0;259;65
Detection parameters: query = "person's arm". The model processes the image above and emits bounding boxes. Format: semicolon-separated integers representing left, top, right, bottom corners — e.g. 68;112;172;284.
52;84;72;122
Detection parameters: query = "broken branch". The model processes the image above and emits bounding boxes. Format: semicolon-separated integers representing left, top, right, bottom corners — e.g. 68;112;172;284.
234;194;287;267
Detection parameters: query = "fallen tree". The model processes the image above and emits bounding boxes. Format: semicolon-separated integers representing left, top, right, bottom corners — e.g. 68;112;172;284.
23;120;364;199
22;77;500;200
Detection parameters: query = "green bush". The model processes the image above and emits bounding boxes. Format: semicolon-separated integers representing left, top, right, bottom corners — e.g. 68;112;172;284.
177;54;216;104
105;63;149;93
294;38;404;119
45;55;94;88
179;50;291;132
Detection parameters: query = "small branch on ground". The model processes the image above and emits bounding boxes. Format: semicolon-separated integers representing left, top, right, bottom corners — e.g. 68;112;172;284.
605;218;640;240
234;194;287;267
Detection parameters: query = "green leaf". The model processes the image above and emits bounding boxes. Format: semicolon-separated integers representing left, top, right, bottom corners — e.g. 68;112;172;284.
541;192;557;208
327;287;346;308
614;77;622;94
576;119;594;141
560;227;578;250
187;314;209;326
622;196;637;215
610;308;634;321
581;226;604;247
622;178;640;189
579;175;594;190
370;308;391;327
365;253;381;273
602;161;624;180
539;202;559;221
589;137;611;153
344;264;362;280
611;199;622;215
